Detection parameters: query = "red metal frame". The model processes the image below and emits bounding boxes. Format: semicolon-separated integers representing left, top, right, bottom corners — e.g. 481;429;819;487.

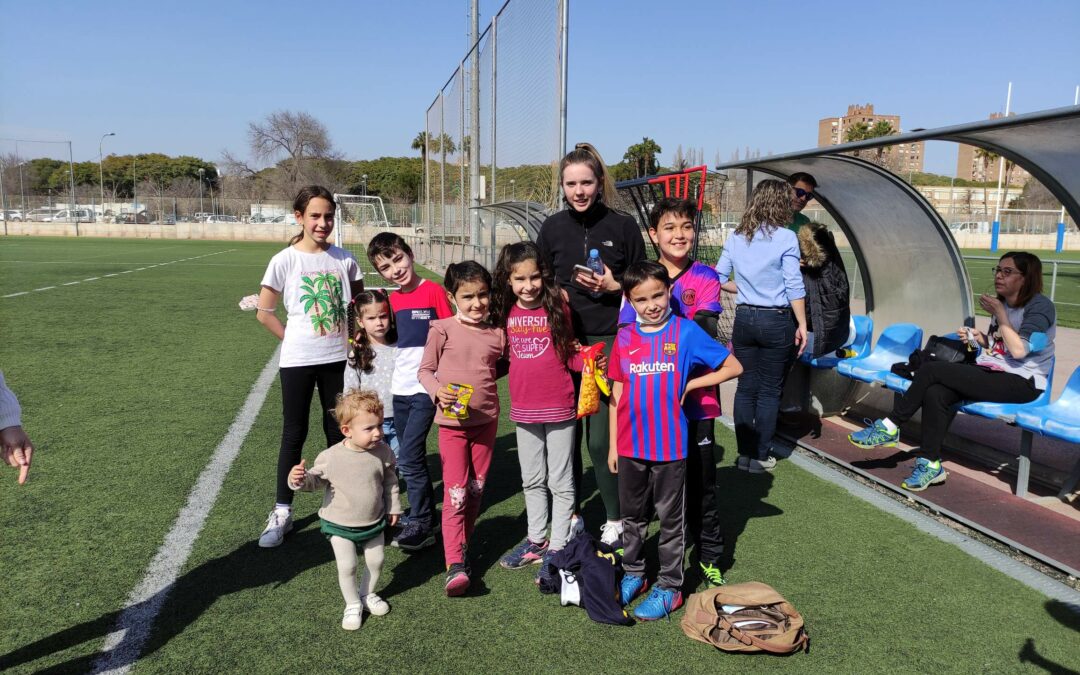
646;165;708;210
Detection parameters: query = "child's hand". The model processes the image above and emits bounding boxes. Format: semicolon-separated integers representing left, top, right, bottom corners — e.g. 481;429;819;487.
595;350;608;373
607;447;619;474
436;384;458;410
289;459;307;486
388;514;400;527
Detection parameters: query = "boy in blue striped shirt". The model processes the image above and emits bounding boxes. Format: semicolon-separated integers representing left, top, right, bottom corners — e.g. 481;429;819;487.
606;261;742;620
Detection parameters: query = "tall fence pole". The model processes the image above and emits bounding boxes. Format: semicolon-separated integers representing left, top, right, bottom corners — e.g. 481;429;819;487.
489;12;498;269
469;0;481;246
557;0;568;157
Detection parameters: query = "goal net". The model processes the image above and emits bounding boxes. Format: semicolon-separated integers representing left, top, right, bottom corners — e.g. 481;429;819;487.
334;194;390;276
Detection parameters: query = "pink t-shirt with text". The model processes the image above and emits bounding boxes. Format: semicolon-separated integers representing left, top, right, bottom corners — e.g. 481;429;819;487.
506;303;583;424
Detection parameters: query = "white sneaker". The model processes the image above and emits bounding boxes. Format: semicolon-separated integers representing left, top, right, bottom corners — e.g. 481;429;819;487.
362;593;390;616
341;604;362;630
569;514;585;541
258;508;293;548
599;520;623;547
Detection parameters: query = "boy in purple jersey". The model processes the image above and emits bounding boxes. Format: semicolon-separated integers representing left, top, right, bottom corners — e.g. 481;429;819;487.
607;261;742;621
617;198;728;587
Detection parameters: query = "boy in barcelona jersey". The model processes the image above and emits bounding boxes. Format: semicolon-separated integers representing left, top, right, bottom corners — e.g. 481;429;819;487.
607;260;742;621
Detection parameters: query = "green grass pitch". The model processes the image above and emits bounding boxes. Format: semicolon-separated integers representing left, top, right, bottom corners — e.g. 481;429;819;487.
1;237;1077;673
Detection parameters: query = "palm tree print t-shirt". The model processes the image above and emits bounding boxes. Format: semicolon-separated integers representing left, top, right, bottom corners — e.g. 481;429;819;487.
261;245;361;367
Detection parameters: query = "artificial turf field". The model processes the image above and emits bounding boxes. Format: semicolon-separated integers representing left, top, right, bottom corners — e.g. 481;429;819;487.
1;236;1078;674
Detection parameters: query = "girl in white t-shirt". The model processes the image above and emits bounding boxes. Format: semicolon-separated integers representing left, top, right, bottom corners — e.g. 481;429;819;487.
344;289;399;457
255;185;363;548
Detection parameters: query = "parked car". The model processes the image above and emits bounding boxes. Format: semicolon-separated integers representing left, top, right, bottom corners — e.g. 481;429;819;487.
151;216;177;225
114;211;151;224
205;215;239;223
52;208;96;222
949;221;990;234
2;209;23;221
25;208;60;221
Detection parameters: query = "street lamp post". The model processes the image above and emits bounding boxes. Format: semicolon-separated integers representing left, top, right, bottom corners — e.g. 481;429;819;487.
361;174;368;197
198;168;205;216
99;132;115;218
510;179;515;201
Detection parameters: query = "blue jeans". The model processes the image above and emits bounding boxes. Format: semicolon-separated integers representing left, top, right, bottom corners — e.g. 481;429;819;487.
392;393;437;530
732;306;796;460
382;417;399;457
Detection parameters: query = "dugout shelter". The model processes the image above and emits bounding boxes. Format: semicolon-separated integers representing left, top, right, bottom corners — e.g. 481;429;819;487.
715;105;1080;415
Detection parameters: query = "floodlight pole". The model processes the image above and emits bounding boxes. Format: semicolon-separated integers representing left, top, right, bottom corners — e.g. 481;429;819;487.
1;153;7;233
990;82;1012;252
99;132;115;219
69;141;78;236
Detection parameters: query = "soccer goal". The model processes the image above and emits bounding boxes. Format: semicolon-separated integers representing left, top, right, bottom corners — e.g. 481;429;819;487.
334;194;391;274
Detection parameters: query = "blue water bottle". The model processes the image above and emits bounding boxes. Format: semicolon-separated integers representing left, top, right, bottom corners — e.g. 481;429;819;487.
586;249;604;298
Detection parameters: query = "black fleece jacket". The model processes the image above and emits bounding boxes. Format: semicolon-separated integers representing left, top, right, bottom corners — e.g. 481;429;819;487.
537;202;646;337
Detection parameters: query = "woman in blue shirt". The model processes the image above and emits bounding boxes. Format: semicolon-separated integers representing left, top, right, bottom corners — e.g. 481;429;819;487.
716;179;808;473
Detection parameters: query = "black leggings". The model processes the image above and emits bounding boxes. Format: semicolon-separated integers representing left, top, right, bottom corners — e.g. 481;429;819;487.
890;361;1038;461
276;361;346;504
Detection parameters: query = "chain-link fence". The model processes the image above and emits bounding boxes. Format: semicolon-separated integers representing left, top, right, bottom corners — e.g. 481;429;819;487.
423;0;564;265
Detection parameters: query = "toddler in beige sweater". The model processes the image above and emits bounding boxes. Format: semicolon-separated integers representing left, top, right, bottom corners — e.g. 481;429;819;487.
290;390;402;630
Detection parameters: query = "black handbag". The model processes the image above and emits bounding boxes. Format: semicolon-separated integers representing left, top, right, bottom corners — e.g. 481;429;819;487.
891;335;975;381
922;335;975;365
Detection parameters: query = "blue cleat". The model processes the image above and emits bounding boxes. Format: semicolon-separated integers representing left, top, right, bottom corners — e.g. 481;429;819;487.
619;573;647;607
633;586;684;621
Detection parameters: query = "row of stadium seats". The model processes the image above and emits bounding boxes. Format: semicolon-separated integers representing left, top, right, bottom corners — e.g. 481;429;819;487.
822;319;1079;499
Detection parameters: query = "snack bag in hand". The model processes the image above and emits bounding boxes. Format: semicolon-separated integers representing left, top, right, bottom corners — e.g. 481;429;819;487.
576;343;612;419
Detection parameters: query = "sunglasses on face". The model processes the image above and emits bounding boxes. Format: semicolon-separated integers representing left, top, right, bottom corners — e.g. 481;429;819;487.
794;188;814;200
992;266;1018;277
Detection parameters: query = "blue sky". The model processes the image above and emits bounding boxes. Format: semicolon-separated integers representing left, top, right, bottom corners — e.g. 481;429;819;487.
2;0;1078;175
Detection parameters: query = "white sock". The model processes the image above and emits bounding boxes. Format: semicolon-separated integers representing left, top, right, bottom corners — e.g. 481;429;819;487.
881;418;898;433
274;504;292;514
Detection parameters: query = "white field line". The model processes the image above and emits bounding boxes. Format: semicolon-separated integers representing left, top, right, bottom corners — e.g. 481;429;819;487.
92;346;280;674
1;250;235;298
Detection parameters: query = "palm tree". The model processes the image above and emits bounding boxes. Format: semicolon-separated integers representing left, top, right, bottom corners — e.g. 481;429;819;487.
316;272;346;330
299;276;331;334
311;313;335;336
974;147;1015;219
623;137;663;178
411;132;429;163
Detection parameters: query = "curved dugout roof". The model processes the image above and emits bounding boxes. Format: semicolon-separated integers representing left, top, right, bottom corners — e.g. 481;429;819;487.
716;105;1080;339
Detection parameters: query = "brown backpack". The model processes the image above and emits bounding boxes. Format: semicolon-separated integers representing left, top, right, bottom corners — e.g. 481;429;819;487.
680;581;809;655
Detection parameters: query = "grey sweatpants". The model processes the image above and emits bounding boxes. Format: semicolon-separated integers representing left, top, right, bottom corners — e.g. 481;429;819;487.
516;420;576;550
618;456;686;590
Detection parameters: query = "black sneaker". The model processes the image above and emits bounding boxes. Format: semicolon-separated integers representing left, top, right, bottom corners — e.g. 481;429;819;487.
391;520;435;551
445;562;471;596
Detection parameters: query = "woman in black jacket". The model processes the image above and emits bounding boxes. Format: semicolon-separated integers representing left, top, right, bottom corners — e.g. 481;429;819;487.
537;142;646;548
798;221;851;359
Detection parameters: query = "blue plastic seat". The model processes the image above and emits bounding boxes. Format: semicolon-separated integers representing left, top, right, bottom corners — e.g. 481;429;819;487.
882;331;964;393
836;322;923;385
960;360;1055;423
1014;365;1080;499
800;315;873;369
